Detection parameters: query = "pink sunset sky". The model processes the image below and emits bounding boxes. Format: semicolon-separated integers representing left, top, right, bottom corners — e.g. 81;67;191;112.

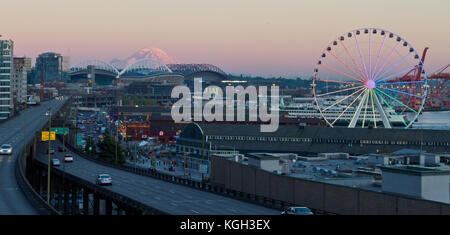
1;0;449;77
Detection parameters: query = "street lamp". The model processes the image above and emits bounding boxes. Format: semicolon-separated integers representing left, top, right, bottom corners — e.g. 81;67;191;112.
47;107;52;205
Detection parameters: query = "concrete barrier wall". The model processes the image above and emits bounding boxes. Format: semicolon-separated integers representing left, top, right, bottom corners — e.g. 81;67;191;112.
255;169;271;198
442;204;450;214
396;197;442;215
229;161;243;192
241;166;256;195
358;190;397;215
323;184;359;214
270;174;295;203
210;156;450;215
294;180;325;211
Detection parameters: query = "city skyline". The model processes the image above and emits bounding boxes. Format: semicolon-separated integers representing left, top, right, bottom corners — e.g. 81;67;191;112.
1;0;449;77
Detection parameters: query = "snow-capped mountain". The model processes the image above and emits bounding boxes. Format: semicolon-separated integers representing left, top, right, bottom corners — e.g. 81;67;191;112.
110;48;179;69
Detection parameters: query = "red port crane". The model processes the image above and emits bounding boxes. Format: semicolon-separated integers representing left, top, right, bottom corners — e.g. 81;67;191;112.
426;63;450;110
391;48;449;111
392;47;428;110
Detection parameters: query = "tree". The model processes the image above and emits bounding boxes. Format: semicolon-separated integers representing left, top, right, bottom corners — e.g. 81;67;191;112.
380;145;389;155
120;96;157;106
97;133;126;164
85;136;96;155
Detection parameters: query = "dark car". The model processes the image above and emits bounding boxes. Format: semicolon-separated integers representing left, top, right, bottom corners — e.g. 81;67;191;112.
58;146;67;152
47;148;55;154
281;207;314;215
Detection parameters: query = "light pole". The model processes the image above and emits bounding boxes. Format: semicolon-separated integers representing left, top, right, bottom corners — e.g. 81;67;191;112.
47;107;52;204
23;102;27;157
115;122;118;164
134;142;137;171
201;133;205;182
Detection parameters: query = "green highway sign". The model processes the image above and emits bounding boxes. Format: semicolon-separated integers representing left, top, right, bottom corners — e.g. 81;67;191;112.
50;127;69;135
77;133;83;146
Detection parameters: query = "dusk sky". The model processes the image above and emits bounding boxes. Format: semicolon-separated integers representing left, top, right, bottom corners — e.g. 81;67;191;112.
1;0;449;77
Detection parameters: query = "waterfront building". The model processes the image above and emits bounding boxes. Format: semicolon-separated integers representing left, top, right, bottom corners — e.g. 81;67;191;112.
177;123;450;161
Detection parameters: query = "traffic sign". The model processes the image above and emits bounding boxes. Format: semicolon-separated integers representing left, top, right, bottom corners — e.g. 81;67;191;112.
50;127;69;135
41;131;49;141
41;131;56;141
77;133;83;146
199;164;208;174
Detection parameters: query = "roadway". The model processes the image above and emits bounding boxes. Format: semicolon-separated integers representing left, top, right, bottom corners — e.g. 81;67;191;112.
0;99;65;214
36;140;280;215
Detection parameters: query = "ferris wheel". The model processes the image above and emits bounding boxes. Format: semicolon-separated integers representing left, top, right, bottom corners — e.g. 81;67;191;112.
312;28;428;128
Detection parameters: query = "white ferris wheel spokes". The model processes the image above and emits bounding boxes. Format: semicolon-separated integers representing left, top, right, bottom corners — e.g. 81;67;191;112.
312;28;428;129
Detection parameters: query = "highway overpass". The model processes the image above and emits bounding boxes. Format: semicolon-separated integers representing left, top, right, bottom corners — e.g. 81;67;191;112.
35;139;279;215
0;99;65;214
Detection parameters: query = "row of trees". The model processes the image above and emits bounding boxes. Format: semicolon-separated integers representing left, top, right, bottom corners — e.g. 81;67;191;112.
228;74;313;89
120;96;157;106
87;132;127;164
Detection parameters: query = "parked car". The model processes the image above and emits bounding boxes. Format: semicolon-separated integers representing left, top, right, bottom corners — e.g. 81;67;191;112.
64;154;73;162
0;144;13;155
281;207;314;215
51;158;61;166
47;148;55;154
96;174;112;186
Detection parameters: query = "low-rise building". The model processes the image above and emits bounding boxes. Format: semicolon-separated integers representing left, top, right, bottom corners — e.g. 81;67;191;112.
380;165;450;204
247;153;280;173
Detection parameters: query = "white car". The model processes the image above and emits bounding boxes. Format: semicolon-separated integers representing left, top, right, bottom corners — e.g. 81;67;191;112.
96;174;112;186
51;158;60;166
64;154;73;162
0;144;13;155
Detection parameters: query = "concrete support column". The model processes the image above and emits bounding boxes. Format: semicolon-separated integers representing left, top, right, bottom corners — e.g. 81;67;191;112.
38;169;44;194
64;185;70;214
57;183;63;211
32;168;39;192
83;189;90;215
50;177;56;208
71;185;78;215
93;194;100;215
105;199;112;215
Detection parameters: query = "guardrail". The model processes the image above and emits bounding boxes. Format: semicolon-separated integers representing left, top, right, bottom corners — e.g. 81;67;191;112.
16;143;60;215
60;136;335;214
33;160;168;215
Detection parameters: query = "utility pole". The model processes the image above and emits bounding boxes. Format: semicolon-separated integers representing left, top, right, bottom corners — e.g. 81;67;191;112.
47;107;51;204
23;102;27;157
62;111;65;153
183;150;186;179
115;122;118;164
201;133;205;182
134;142;137;171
